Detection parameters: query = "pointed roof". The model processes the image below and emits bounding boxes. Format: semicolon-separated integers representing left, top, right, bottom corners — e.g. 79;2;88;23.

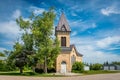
56;12;71;32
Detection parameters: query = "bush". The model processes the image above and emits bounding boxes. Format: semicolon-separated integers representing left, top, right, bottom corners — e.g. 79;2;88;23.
72;62;84;72
0;60;9;71
35;68;44;73
90;63;102;70
47;68;56;73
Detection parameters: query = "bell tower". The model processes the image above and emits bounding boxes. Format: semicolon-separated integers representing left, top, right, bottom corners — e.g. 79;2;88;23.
55;12;71;47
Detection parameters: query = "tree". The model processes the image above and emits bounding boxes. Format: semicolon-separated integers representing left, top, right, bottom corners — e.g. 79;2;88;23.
16;8;60;73
112;61;120;65
15;50;28;74
9;42;27;74
90;63;102;70
0;52;5;71
7;41;34;73
0;50;11;71
0;52;5;57
72;62;84;72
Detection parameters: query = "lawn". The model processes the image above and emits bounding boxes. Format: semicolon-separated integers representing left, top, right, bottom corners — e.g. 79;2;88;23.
0;70;120;77
83;70;120;75
0;71;63;77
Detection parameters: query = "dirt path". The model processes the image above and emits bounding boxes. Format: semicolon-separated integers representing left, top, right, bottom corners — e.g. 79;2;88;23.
0;73;120;80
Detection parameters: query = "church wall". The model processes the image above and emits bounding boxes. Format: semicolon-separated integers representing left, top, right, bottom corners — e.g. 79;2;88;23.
56;51;71;73
76;56;82;62
70;47;82;69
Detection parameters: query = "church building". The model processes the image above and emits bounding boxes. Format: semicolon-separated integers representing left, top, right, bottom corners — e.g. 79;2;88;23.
55;12;83;73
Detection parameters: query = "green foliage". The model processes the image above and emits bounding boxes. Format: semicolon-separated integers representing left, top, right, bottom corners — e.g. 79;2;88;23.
15;7;60;73
112;61;120;65
0;51;15;71
4;7;60;73
90;63;102;70
0;60;5;71
0;52;5;57
72;62;84;72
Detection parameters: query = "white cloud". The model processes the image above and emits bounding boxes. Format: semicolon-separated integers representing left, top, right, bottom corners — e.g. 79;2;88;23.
0;9;21;36
0;9;23;51
0;9;27;39
0;47;6;52
96;36;120;48
71;12;77;16
82;49;120;63
71;36;120;63
101;6;120;16
92;23;96;28
12;9;21;19
71;31;77;36
69;20;97;31
30;6;45;15
0;20;20;38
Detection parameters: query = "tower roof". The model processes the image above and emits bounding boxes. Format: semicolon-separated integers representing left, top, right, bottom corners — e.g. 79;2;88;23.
56;12;71;32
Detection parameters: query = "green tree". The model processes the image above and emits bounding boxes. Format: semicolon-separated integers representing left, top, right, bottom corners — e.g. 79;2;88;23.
0;52;5;71
72;62;84;72
8;42;25;73
0;52;5;57
16;8;60;73
0;50;11;71
112;61;120;65
90;63;102;70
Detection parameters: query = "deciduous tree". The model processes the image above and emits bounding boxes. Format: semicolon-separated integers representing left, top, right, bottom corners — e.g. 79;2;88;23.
16;8;60;73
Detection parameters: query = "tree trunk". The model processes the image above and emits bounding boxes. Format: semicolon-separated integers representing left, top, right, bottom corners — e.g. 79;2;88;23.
44;56;47;73
20;67;23;74
32;66;35;72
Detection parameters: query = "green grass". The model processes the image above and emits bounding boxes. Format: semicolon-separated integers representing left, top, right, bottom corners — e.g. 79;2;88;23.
83;70;120;75
0;70;120;77
0;71;64;77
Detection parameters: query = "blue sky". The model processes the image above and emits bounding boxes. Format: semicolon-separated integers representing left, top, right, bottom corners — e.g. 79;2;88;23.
0;0;120;63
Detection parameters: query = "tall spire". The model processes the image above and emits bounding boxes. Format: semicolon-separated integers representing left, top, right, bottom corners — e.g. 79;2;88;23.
56;11;71;32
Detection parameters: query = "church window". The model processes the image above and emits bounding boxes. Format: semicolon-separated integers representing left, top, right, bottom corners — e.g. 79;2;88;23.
71;55;76;65
61;37;66;47
61;25;66;31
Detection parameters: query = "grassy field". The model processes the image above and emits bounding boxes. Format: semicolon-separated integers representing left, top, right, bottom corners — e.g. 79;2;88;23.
83;70;120;75
0;71;63;77
0;70;120;77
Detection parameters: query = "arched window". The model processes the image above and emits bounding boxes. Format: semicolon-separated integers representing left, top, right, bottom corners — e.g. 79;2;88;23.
61;37;66;47
71;55;76;64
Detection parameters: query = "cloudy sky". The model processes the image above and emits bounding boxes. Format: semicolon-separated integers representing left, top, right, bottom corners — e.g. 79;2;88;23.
0;0;120;63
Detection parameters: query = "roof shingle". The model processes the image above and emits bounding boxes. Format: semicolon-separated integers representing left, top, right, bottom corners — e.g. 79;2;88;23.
61;44;83;57
56;12;71;32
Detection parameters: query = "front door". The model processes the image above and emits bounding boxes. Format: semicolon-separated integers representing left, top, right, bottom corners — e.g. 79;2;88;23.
61;61;66;73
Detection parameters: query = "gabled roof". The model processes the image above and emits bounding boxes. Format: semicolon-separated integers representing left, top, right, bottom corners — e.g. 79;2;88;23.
56;12;71;32
70;44;83;57
61;44;83;57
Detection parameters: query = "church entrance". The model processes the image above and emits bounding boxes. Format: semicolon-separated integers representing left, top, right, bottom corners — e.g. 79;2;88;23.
61;61;66;73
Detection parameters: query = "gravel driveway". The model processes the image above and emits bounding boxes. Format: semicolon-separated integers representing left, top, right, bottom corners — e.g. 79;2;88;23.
0;73;120;80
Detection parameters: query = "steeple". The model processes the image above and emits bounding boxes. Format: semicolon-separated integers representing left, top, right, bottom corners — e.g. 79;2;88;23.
55;12;71;47
56;12;71;32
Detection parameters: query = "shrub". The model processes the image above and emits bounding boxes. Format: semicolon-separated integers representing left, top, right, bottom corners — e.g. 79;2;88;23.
47;68;56;73
72;62;84;72
35;68;44;73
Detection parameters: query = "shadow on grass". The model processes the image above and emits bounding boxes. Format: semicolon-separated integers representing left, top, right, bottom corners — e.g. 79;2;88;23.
0;71;64;77
0;71;37;76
